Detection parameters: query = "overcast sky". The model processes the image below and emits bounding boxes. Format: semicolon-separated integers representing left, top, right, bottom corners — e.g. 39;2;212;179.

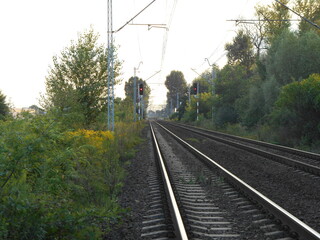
0;0;273;110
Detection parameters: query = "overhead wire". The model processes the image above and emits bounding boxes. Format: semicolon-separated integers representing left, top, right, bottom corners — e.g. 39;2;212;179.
195;0;252;73
160;0;178;71
149;0;177;110
133;0;143;61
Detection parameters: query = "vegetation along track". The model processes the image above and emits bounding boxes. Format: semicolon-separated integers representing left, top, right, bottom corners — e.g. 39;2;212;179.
161;121;320;177
146;121;320;239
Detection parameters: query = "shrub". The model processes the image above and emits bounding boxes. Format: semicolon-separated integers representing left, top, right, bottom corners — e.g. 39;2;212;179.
0;115;129;239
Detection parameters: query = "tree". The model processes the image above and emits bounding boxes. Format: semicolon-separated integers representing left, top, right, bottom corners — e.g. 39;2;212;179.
266;30;320;86
239;13;267;59
212;65;249;125
215;65;248;106
255;0;291;43
225;30;255;74
165;70;187;112
0;90;10;120
270;74;320;145
43;28;121;128
294;0;320;34
124;76;151;119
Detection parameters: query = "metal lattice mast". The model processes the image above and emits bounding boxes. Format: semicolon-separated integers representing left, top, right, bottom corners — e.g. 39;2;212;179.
107;0;114;131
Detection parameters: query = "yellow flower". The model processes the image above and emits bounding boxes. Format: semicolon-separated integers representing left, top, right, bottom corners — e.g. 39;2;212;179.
67;129;114;153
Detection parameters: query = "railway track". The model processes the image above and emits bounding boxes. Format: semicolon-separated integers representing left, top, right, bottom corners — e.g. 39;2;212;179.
160;121;320;177
141;121;320;239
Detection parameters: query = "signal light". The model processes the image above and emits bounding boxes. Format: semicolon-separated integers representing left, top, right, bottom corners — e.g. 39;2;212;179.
192;83;197;95
139;83;144;95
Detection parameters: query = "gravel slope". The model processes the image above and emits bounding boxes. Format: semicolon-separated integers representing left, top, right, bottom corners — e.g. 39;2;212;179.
104;126;152;240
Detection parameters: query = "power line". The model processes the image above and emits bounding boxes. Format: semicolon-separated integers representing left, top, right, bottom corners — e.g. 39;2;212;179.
227;19;300;25
160;0;178;70
275;0;320;30
113;0;159;33
108;0;159;127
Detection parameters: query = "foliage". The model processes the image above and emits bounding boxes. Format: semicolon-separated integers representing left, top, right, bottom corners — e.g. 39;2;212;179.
0;91;10;120
191;67;217;94
124;77;151;119
293;0;320;34
215;64;249;106
0;114;143;239
114;97;134;122
225;30;255;73
270;74;320;145
43;28;121;129
165;70;187;112
169;0;320;151
266;30;320;86
182;93;214;122
255;0;291;43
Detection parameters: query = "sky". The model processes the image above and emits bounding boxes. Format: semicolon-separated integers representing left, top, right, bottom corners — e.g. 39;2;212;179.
0;0;273;110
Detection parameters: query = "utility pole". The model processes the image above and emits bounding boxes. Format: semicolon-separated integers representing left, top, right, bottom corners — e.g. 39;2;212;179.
196;82;199;121
176;92;179;110
138;91;141;120
107;0;159;130
142;96;144;119
133;62;143;122
107;0;114;131
205;58;216;124
134;68;137;122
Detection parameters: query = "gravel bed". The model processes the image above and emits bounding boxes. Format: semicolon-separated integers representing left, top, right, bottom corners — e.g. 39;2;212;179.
161;122;320;234
104;126;153;240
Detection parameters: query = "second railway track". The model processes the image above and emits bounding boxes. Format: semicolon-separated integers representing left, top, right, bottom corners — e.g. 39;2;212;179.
161;121;320;177
142;121;320;239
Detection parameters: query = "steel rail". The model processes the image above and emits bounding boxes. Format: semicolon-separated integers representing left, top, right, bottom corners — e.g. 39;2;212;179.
166;121;320;161
149;123;188;240
156;121;320;240
163;121;320;177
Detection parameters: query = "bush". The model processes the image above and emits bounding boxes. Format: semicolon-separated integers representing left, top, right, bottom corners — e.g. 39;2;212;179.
0;114;142;239
270;74;320;146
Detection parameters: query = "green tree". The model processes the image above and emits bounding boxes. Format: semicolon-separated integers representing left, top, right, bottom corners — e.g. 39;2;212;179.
191;67;218;95
255;0;291;43
270;74;320;145
212;65;249;125
215;65;248;106
0;90;10;120
266;30;320;86
225;30;255;74
43;28;121;128
165;70;187;112
124;76;151;119
239;13;267;59
294;0;320;34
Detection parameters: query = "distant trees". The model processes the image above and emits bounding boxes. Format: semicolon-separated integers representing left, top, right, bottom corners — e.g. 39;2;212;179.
124;76;151;119
43;28;121;128
173;0;320;148
0;90;10;120
165;70;187;112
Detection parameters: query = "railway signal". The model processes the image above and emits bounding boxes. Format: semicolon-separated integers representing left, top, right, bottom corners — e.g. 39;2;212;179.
192;83;198;95
139;83;144;95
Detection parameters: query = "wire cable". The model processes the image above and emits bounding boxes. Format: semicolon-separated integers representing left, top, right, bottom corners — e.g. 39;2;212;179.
114;0;158;33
